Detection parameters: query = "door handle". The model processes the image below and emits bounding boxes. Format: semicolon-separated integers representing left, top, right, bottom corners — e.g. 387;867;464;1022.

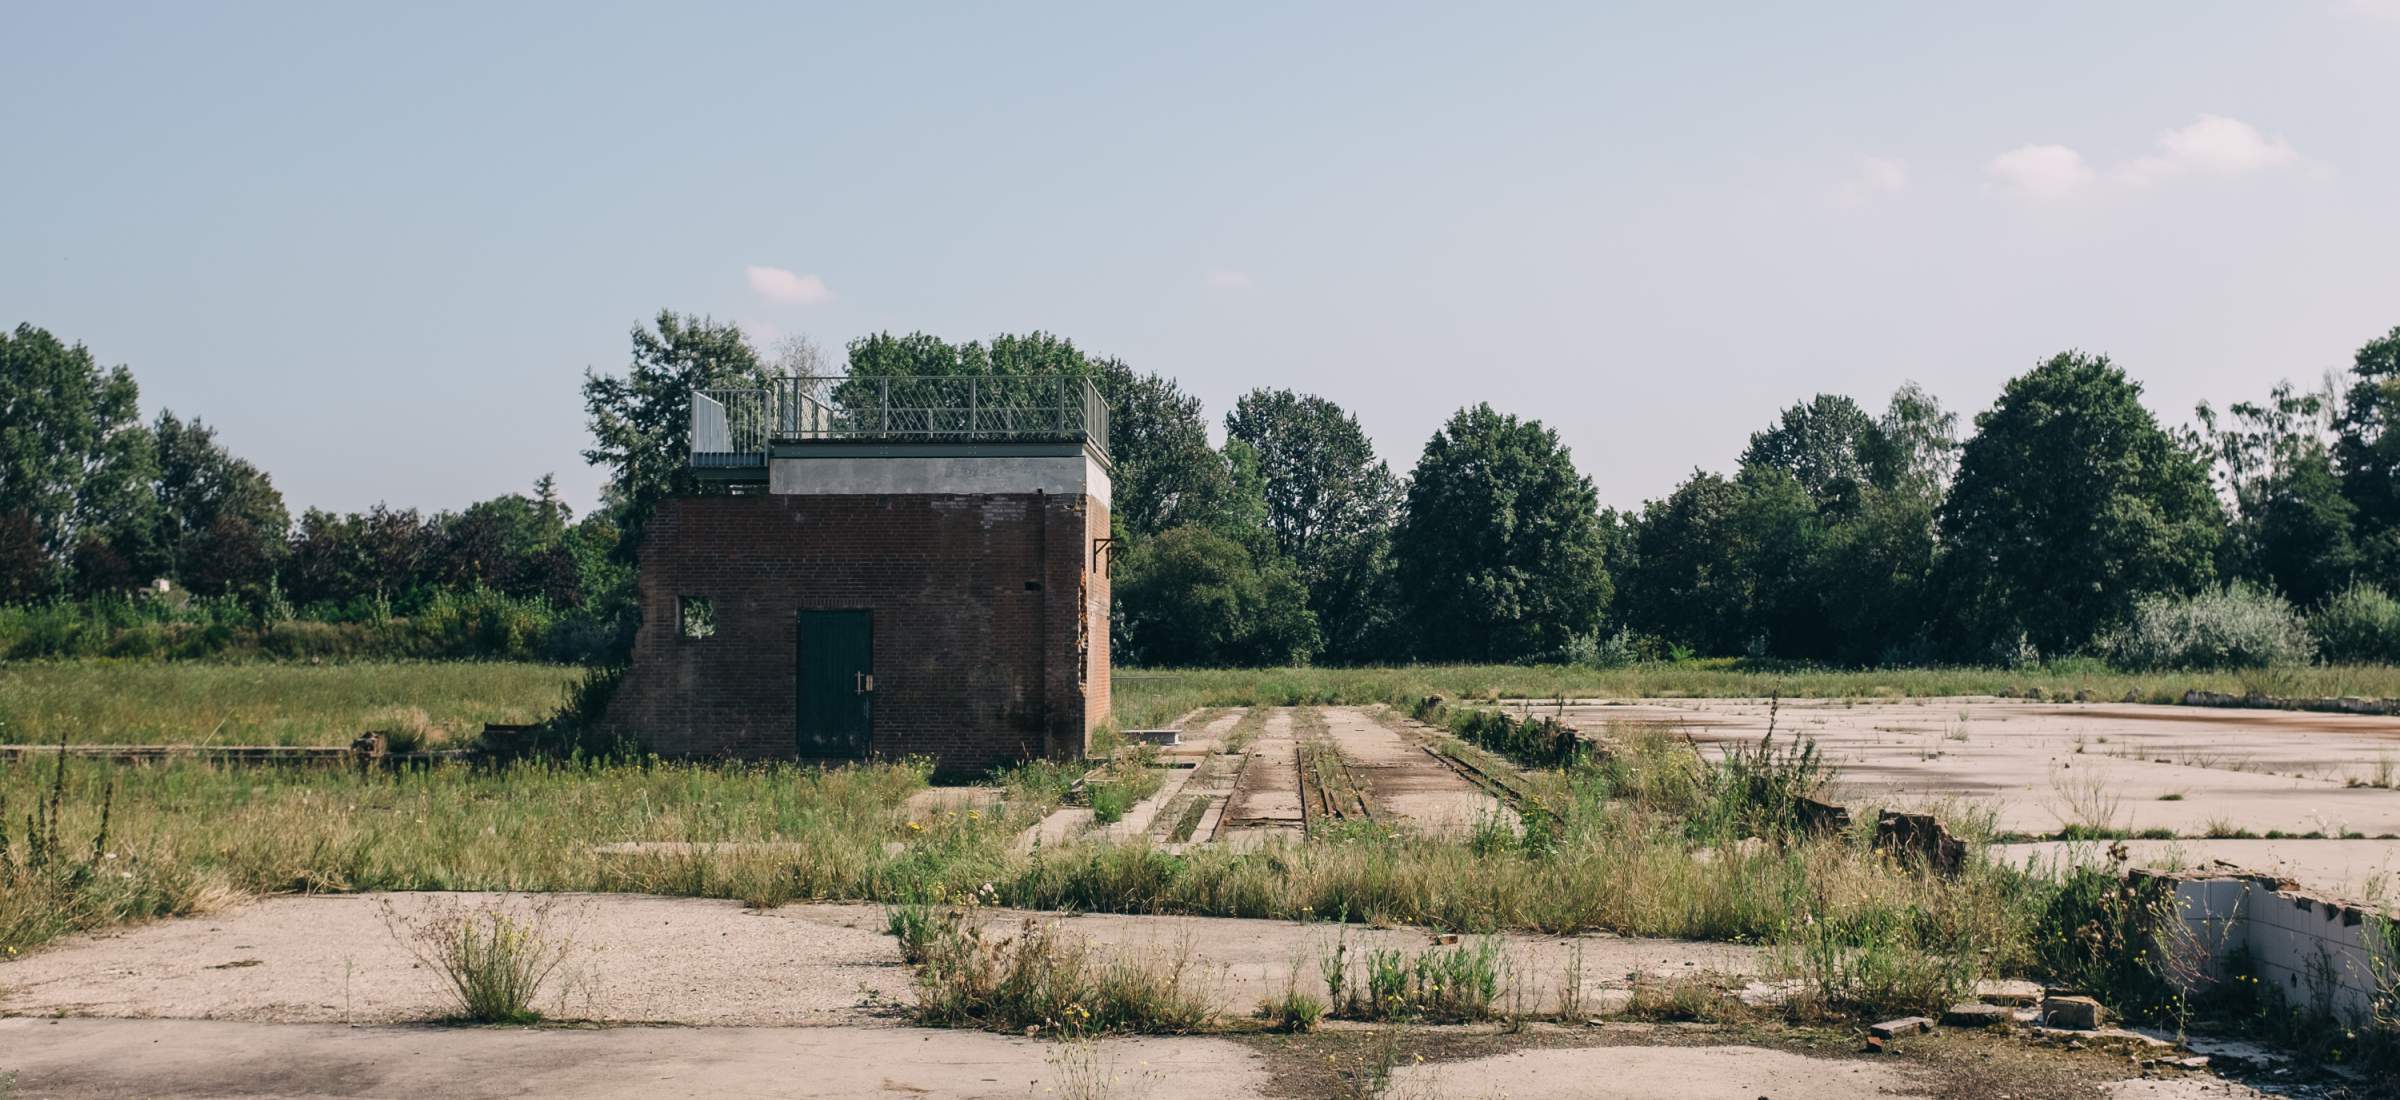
855;672;875;694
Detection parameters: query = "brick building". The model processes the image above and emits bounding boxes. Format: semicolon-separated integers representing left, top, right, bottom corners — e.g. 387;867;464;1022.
602;376;1112;775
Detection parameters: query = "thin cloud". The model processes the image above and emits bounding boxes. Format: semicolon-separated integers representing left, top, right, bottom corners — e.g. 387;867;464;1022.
1205;270;1253;291
1834;155;1910;207
2114;115;2300;186
1988;115;2304;201
2336;0;2400;22
745;265;831;305
1987;144;2095;201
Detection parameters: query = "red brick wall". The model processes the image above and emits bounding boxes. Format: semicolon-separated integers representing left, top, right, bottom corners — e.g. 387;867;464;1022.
606;490;1105;776
1082;495;1111;740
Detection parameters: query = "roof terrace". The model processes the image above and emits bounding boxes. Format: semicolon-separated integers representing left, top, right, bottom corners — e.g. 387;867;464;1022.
690;375;1110;473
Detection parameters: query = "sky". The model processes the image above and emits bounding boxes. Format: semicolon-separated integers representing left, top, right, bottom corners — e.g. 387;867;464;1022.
6;1;2399;518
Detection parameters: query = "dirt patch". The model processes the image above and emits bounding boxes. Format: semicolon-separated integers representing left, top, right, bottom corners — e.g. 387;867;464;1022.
1241;1021;2208;1100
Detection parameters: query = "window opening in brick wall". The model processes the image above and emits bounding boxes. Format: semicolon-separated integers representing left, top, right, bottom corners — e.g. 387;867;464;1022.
678;596;716;639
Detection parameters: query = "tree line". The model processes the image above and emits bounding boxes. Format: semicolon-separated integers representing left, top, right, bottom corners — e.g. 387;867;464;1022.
0;323;630;660
8;314;2400;669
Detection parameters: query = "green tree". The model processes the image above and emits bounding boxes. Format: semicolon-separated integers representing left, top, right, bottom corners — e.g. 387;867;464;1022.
2249;449;2359;607
1394;404;1610;662
581;311;772;557
1863;382;1960;498
1817;482;1942;663
1112;523;1318;666
2334;325;2400;582
1739;393;1880;508
1224;388;1402;662
1095;362;1243;541
0;324;157;599
152;411;288;599
1938;352;2222;656
2189;378;2355;602
1726;466;1830;657
1620;472;1741;654
285;503;452;611
842;330;1244;541
431;482;580;603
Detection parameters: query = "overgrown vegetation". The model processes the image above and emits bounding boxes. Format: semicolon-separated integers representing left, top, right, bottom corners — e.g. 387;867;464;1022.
0;660;584;746
904;907;1219;1035
1111;662;2400;732
2102;583;2317;671
0;586;623;664
379;895;578;1024
6;675;2392;1067
1320;931;1508;1023
2312;582;2400;665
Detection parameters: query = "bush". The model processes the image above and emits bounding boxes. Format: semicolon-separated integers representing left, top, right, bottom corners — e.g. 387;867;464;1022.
1256;986;1327;1033
2312;583;2400;665
2103;584;2314;671
2029;862;2194;1024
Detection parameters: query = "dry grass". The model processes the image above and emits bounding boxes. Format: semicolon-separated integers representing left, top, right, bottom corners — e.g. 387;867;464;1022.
379;894;580;1023
906;908;1221;1036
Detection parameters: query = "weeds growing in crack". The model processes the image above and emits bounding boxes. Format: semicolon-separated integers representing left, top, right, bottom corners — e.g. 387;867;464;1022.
378;894;579;1024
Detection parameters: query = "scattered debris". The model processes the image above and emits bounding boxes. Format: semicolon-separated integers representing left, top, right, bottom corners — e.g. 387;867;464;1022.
1868;1016;1933;1040
1940;1003;2012;1029
2039;994;2105;1031
1874;810;1966;874
1973;979;2042;1006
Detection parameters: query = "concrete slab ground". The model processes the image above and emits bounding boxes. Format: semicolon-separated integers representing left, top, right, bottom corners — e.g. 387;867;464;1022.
0;894;1764;1026
0;1017;1267;1100
1218;708;1304;846
5;1017;2202;1100
1318;705;1504;835
0;893;914;1027
1385;1043;1933;1100
1549;698;2400;838
1993;838;2400;904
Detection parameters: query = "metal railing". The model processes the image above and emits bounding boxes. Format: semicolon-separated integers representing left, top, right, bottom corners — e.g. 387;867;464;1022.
691;375;1110;468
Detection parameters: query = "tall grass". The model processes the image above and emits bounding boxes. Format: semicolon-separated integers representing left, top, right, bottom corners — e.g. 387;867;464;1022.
11;656;2400;751
0;661;585;746
906;909;1219;1035
379;895;578;1023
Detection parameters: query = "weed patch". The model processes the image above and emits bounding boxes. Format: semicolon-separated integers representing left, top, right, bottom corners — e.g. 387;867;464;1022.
907;910;1219;1036
378;895;579;1024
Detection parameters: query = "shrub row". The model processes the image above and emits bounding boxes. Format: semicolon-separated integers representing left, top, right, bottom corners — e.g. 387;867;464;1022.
0;588;628;664
2100;581;2400;671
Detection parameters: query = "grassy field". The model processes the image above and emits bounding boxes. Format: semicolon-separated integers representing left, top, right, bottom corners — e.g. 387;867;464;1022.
5;691;2391;1062
0;661;585;746
1109;660;2400;729
2;725;2036;1019
8;657;2400;746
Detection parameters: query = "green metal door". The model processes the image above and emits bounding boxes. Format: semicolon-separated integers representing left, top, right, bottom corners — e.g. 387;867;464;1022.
797;610;873;757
